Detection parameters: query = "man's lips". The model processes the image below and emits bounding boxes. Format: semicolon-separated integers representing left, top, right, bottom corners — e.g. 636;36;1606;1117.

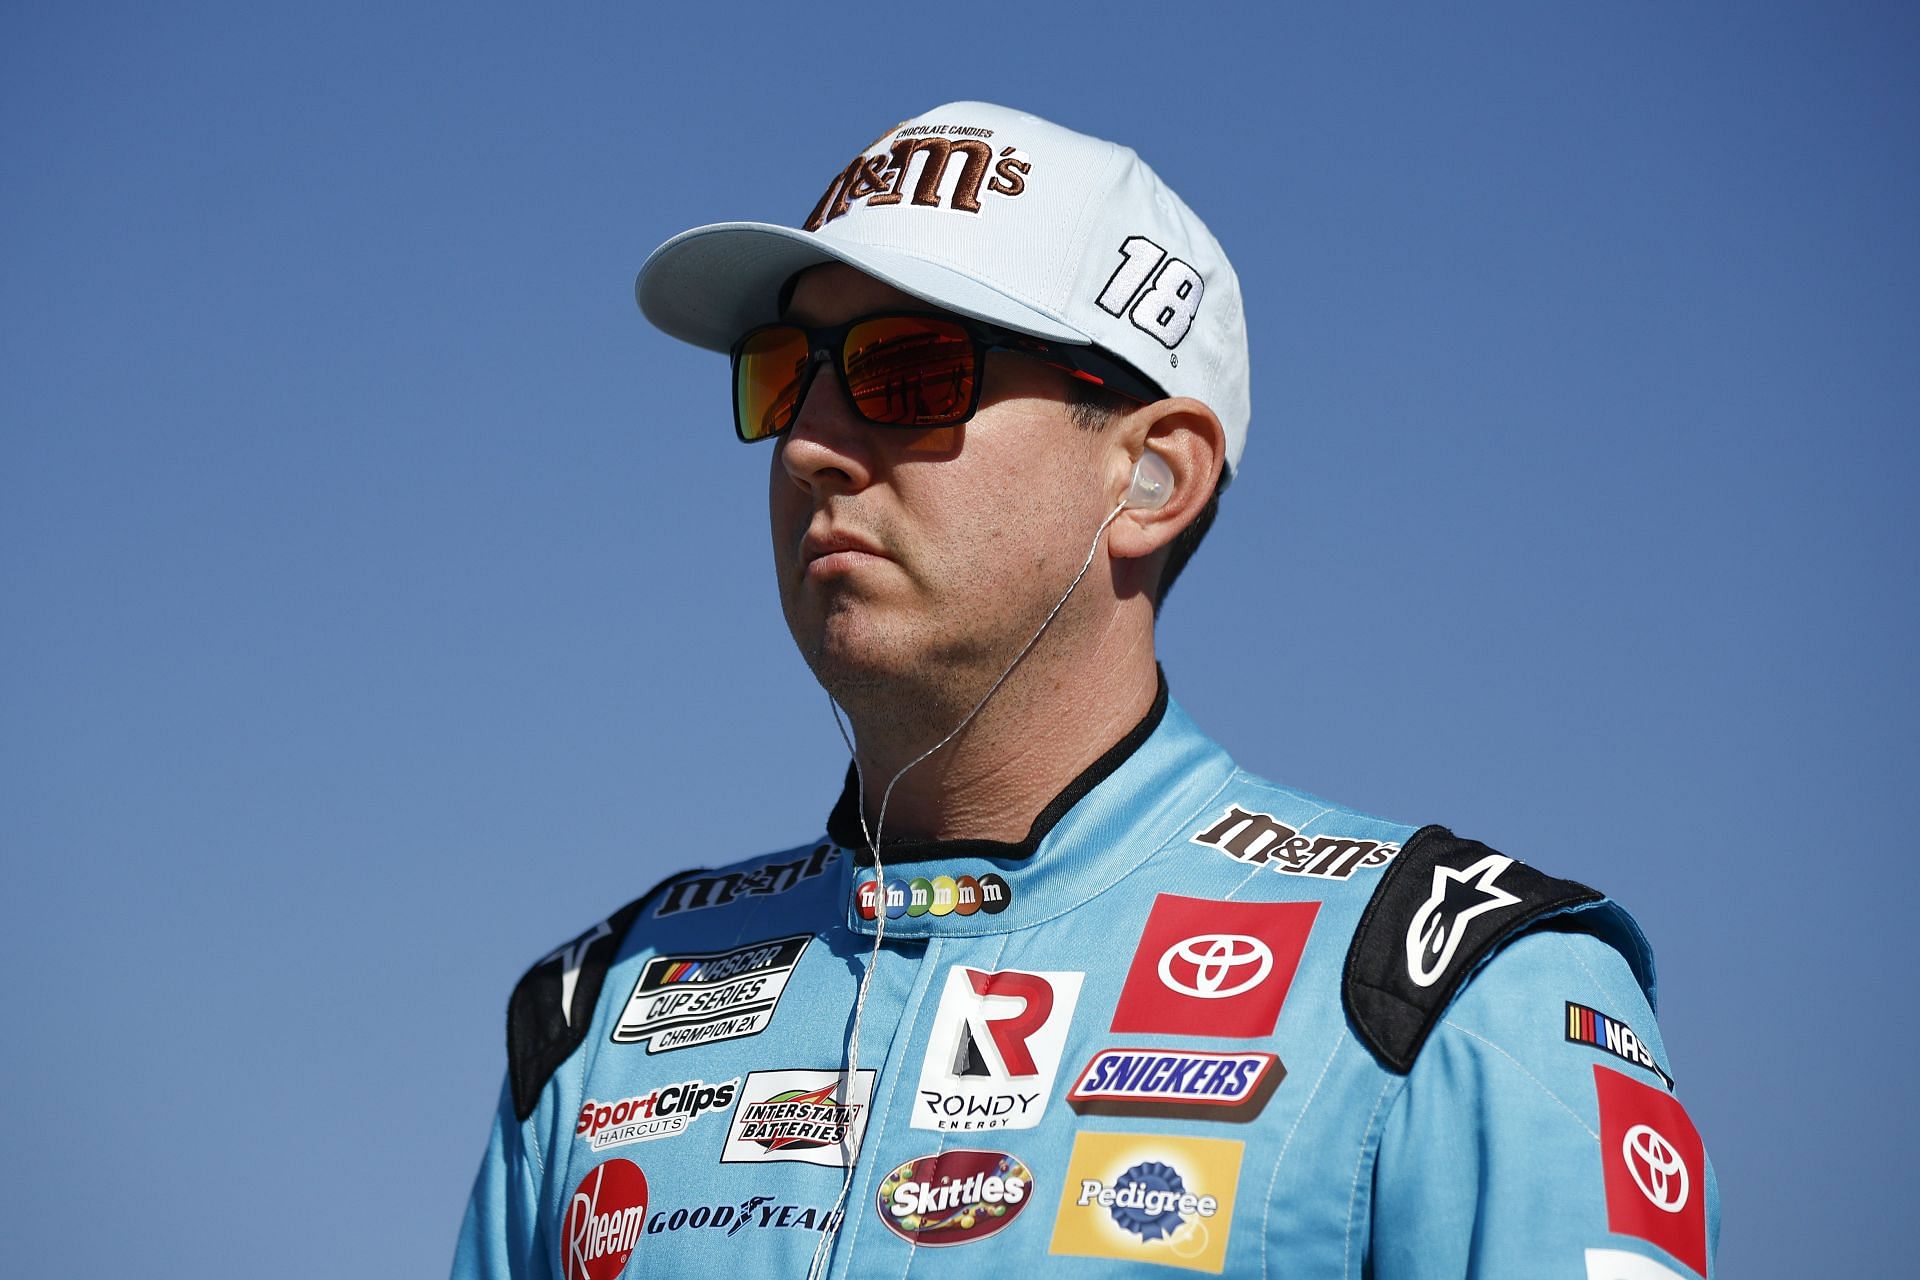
800;528;891;576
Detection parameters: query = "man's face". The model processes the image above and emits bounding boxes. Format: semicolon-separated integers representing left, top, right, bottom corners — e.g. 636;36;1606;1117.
768;264;1113;712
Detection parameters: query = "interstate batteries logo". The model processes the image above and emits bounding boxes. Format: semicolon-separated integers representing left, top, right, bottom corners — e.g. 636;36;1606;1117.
562;1159;648;1280
876;1149;1035;1247
1049;1132;1243;1273
1066;1049;1282;1122
611;935;808;1054
719;1069;877;1168
575;1077;737;1151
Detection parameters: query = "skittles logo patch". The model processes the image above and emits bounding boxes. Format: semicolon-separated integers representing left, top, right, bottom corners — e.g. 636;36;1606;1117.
854;873;1012;922
1049;1131;1242;1273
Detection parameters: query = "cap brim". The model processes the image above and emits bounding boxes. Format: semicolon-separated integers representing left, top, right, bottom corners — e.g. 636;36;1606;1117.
635;221;1092;353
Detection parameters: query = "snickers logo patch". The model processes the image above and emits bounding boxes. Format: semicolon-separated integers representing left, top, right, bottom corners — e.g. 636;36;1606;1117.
1065;1048;1282;1122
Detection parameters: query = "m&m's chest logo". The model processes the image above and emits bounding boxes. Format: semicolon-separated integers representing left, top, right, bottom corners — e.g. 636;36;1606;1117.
854;873;1012;921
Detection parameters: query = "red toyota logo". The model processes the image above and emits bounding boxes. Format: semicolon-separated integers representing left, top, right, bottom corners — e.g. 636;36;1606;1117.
1156;933;1274;998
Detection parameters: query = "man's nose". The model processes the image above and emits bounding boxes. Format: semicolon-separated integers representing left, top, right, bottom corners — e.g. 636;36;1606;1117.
778;353;875;495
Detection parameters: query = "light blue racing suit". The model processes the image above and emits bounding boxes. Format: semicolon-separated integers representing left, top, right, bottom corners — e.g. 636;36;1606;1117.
452;681;1718;1278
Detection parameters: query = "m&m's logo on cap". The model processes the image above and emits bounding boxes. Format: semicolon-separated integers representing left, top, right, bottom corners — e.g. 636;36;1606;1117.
854;873;1013;921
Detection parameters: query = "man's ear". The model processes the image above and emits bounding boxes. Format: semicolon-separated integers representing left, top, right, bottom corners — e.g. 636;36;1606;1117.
1106;396;1226;563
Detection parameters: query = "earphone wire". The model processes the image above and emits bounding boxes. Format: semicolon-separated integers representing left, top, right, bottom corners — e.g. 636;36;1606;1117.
805;497;1131;1279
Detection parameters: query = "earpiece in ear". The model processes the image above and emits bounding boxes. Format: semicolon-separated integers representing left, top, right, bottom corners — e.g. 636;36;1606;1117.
1123;449;1175;510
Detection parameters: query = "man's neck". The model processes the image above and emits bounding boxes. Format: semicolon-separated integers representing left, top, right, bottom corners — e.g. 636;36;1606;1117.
836;630;1160;847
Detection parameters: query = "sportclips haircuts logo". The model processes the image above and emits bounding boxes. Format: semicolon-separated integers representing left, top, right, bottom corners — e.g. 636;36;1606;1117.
876;1150;1034;1247
804;123;1032;232
612;935;808;1054
854;873;1011;921
913;966;1083;1131
654;844;835;917
576;1078;737;1151
563;1160;648;1280
720;1069;877;1168
1190;806;1400;881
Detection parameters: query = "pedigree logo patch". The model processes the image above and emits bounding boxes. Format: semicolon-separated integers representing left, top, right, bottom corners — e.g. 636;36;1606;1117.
1110;895;1318;1039
1048;1131;1243;1273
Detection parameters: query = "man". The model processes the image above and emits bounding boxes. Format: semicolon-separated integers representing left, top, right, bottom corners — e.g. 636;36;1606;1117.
452;102;1717;1280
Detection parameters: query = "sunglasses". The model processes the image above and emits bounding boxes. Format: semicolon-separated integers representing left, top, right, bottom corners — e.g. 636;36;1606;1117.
730;311;1163;443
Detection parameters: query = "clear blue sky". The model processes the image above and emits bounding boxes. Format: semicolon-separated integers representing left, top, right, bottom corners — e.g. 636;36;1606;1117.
4;3;1913;1274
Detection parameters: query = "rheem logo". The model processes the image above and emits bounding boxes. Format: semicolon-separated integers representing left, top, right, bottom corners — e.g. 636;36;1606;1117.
562;1159;648;1280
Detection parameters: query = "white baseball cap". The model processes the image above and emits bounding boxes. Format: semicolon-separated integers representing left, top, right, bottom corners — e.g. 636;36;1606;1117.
636;101;1251;479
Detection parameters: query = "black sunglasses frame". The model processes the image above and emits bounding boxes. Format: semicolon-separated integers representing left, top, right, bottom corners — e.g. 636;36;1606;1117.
728;311;1166;443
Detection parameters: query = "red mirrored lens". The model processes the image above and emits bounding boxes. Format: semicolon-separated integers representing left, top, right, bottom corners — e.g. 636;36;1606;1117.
842;317;976;426
735;327;811;441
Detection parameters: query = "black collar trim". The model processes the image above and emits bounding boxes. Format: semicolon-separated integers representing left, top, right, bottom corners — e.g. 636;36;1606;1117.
828;669;1170;866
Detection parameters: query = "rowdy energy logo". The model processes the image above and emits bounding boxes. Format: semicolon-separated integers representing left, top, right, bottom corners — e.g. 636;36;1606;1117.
804;123;1032;232
1189;806;1400;881
854;873;1011;921
912;966;1083;1131
1593;1066;1708;1276
1049;1131;1243;1273
562;1159;648;1280
654;844;836;917
1066;1049;1281;1122
611;935;808;1054
719;1069;877;1168
576;1077;737;1151
1567;1002;1675;1090
1110;895;1317;1039
875;1149;1034;1247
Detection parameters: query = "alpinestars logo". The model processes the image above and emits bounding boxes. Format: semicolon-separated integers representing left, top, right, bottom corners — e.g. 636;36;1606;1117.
541;919;614;1027
720;1069;877;1168
654;844;836;917
1404;854;1519;987
1189;806;1401;881
912;966;1083;1132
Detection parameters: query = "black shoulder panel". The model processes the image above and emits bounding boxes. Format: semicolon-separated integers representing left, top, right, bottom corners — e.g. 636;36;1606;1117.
1342;825;1604;1074
505;870;706;1121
